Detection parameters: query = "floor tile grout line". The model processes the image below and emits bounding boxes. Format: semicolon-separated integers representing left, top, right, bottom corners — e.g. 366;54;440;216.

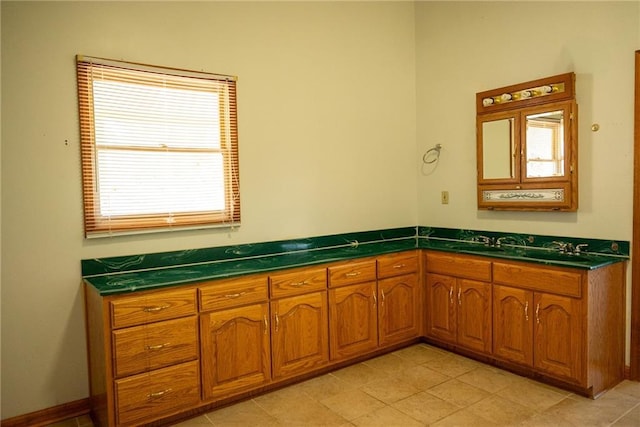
607;399;640;426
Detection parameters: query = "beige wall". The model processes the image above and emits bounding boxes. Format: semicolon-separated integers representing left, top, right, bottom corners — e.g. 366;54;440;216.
1;1;417;418
416;1;636;239
1;0;638;420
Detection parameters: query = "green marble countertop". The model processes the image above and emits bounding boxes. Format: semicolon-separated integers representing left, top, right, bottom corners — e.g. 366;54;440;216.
419;239;626;269
83;226;629;296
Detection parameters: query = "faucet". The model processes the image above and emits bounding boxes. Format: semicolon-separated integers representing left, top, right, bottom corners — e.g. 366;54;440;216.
551;241;569;253
574;244;589;254
474;235;495;246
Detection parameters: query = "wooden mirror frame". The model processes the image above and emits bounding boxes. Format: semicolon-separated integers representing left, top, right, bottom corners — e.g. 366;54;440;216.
476;73;578;211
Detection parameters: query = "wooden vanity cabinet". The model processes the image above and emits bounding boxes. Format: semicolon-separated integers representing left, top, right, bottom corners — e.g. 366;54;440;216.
85;286;200;427
328;258;378;361
327;251;420;361
492;261;586;386
377;251;421;347
425;251;625;397
425;252;493;353
199;274;271;401
269;266;329;380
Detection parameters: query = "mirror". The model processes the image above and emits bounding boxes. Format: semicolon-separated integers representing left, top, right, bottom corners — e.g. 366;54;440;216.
482;117;514;180
476;73;578;211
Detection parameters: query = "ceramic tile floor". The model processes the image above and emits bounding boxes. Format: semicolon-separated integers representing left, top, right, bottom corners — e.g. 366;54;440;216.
51;344;640;427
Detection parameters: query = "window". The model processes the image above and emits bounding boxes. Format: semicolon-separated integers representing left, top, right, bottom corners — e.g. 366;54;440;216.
76;56;240;237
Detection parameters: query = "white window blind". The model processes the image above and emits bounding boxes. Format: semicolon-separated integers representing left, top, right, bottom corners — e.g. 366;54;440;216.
76;56;240;237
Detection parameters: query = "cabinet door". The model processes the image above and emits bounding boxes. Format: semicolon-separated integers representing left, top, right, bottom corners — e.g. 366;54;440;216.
200;303;271;400
329;282;378;361
426;274;457;343
271;292;329;380
493;285;533;366
457;279;492;353
378;273;419;347
534;293;583;383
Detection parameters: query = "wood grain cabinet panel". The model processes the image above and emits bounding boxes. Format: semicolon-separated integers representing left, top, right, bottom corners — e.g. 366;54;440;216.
271;291;329;380
426;273;491;353
269;267;327;298
328;259;377;288
112;316;198;378
199;275;268;312
200;303;271;400
377;251;418;279
114;360;200;426
328;281;378;360
110;288;197;329
534;292;582;381
378;273;420;347
493;285;533;365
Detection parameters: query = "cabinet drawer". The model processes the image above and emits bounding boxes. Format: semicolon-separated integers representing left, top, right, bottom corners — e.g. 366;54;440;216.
493;261;582;298
112;316;198;378
199;275;268;312
377;251;418;279
110;288;196;329
328;259;376;288
115;360;200;426
426;251;492;282
270;266;327;298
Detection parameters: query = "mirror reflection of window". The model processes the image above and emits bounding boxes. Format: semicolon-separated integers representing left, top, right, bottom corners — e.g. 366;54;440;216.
525;110;564;178
483;118;514;179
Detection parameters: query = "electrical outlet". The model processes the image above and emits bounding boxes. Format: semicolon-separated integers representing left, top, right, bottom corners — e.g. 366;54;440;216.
441;191;449;204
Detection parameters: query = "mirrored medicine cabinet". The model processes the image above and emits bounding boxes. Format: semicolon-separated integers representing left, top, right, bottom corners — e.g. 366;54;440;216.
476;72;578;211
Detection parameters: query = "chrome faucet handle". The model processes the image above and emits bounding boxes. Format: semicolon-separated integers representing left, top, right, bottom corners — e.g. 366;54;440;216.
575;244;589;254
474;236;493;246
551;241;568;252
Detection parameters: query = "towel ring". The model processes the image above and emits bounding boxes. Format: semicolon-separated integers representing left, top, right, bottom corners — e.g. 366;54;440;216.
423;144;442;164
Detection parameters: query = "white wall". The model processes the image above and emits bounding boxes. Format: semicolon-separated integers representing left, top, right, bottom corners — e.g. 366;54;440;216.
0;1;417;418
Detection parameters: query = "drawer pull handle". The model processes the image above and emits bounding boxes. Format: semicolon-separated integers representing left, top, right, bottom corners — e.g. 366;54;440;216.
345;271;361;277
263;315;268;334
143;305;169;313
373;292;377;307
457;288;462;306
524;301;529;321
393;263;406;269
449;287;454;304
274;313;280;332
146;343;170;351
381;289;386;305
291;281;309;287
148;388;171;399
535;303;540;324
225;292;247;299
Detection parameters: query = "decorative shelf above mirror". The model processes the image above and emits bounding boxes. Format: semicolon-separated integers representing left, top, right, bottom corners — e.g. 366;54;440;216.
476;73;578;211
